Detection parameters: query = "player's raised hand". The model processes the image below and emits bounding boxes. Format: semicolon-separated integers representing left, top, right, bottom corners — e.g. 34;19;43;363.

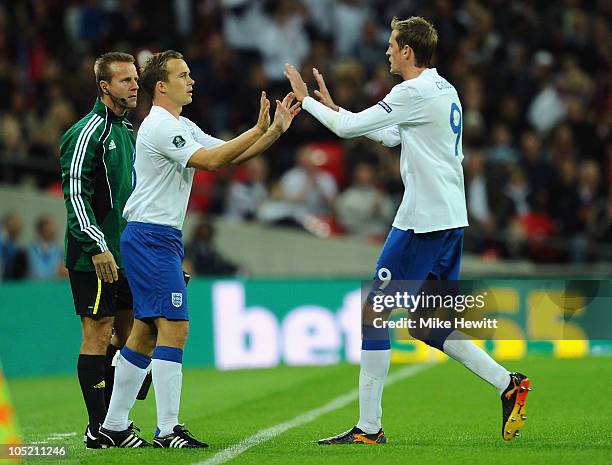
272;92;302;133
313;68;339;112
256;91;271;133
284;64;308;102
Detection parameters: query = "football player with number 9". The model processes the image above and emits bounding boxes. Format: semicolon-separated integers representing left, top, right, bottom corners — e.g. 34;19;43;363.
284;16;530;444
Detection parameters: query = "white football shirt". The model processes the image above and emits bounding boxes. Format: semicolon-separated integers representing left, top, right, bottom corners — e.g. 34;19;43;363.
123;105;224;230
302;68;469;233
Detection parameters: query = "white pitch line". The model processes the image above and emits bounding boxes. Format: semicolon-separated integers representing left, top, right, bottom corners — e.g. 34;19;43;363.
48;433;77;438
31;431;77;445
194;363;434;465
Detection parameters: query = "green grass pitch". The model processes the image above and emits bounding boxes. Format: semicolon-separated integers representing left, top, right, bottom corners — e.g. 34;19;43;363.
7;357;611;464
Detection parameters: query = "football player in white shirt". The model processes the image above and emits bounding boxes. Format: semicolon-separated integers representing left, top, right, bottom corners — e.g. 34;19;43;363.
285;17;531;444
99;50;300;449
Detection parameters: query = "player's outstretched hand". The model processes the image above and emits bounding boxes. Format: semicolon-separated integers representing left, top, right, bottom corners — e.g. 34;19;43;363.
92;250;119;283
313;68;339;112
272;92;301;133
256;91;271;133
284;64;308;102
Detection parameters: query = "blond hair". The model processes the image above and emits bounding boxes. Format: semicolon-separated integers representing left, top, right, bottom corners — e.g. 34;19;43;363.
391;16;438;67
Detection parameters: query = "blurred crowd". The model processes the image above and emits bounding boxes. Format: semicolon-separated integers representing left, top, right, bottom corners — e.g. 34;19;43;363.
0;211;239;281
0;213;67;280
0;0;610;267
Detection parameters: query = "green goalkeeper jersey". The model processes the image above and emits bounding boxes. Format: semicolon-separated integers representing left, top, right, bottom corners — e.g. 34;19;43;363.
59;98;136;272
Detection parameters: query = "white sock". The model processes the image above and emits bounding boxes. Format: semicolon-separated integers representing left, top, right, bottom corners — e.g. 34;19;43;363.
443;330;510;394
102;353;148;431
152;359;183;437
356;349;391;434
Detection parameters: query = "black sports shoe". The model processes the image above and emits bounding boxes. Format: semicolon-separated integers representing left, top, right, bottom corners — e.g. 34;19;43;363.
501;372;532;440
83;425;101;449
318;426;386;444
98;423;152;448
153;424;209;448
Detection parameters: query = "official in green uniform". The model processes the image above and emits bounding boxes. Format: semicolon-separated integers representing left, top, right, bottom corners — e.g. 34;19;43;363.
59;52;138;449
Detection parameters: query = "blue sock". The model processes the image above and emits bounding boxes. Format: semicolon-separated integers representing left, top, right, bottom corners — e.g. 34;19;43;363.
361;325;390;350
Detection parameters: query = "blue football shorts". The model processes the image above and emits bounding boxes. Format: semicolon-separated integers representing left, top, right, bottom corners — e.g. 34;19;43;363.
373;226;464;282
120;221;188;321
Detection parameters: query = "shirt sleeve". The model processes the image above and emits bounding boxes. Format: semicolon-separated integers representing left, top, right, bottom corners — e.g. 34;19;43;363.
149;118;204;168
188;120;225;148
60;122;109;255
302;83;424;139
338;107;401;147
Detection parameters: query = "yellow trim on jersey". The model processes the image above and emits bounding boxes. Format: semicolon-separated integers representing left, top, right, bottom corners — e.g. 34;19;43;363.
93;278;102;315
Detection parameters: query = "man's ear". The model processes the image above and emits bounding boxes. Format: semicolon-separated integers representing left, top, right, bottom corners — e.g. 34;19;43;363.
156;80;166;95
100;80;110;95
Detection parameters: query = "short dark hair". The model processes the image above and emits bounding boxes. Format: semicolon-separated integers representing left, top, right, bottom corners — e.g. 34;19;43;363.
139;50;184;98
94;52;135;96
391;16;438;67
35;215;52;234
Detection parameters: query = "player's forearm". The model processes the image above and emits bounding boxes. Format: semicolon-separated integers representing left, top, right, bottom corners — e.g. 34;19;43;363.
303;97;398;139
231;126;283;165
337;106;399;146
302;97;346;137
188;126;264;170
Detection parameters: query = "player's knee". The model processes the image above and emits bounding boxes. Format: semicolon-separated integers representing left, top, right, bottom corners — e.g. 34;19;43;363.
156;319;189;348
174;324;189;347
81;317;113;352
408;324;450;352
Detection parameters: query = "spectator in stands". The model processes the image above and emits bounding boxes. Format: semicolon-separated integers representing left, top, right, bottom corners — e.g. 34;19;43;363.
574;160;605;262
222;0;267;52
0;115;27;158
518;130;553;196
486;123;518;164
356;19;387;71
336;162;393;240
257;0;309;83
184;219;240;276
549;158;582;261
27;215;66;280
464;149;497;255
0;212;28;280
225;157;269;221
504;165;530;217
527;51;566;134
588;189;612;261
550;123;578;168
578;160;603;222
460;77;486;147
261;145;338;226
331;0;370;57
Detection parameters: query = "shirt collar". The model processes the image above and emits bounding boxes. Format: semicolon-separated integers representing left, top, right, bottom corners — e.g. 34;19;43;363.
92;97;129;122
150;105;180;120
